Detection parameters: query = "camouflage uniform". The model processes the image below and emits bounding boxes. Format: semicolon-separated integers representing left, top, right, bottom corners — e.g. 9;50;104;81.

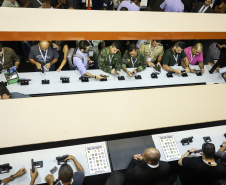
122;50;147;71
98;46;122;74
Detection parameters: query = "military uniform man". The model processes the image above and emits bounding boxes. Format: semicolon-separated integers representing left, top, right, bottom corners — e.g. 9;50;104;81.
139;40;164;67
98;42;122;75
122;44;147;77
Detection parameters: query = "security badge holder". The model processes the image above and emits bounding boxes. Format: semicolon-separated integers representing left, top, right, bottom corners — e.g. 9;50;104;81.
56;155;68;165
194;70;202;76
151;73;158;78
203;136;212;143
79;76;89;82
31;159;43;173
131;72;142;79
166;72;174;78
0;163;12;174
118;76;125;80
60;76;70;83
18;78;31;85
100;74;108;81
42;79;50;84
181;70;188;77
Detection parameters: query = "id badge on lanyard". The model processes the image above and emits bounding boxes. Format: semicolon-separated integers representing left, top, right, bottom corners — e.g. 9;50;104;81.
109;54;113;65
0;54;4;66
39;46;48;64
173;54;178;64
131;57;137;67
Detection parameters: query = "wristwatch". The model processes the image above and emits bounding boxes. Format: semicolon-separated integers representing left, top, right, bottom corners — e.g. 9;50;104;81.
10;175;14;180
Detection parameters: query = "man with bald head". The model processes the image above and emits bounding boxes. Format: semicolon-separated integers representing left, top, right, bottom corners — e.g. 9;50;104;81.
29;41;59;72
181;43;205;73
122;148;170;185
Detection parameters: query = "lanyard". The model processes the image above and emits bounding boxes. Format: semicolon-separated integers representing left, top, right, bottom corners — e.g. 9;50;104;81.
39;46;48;64
0;53;4;66
190;54;195;62
109;54;113;64
11;2;18;6
149;44;157;57
131;57;137;67
37;0;42;5
173;54;178;62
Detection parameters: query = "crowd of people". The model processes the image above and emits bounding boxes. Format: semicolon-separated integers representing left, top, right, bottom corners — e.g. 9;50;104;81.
0;142;226;185
0;39;226;99
0;0;226;13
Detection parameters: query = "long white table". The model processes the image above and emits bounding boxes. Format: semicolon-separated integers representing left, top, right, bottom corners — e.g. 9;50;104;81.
152;125;226;162
0;142;111;185
0;65;224;95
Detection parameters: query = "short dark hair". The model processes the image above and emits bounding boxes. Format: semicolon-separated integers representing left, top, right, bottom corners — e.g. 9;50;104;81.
202;143;215;159
128;43;137;53
78;40;90;50
175;42;185;49
154;40;161;43
58;164;73;183
111;41;121;50
0;86;10;98
42;0;51;5
0;43;4;52
120;7;128;11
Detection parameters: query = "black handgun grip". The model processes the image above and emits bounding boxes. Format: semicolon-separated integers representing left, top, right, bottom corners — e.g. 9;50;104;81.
41;63;44;73
56;155;68;161
31;159;35;173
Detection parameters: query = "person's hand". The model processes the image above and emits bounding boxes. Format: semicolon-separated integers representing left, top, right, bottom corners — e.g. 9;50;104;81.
88;60;94;64
111;69;115;74
52;43;59;49
57;68;61;72
59;0;66;4
95;74;104;80
30;166;38;181
185;67;190;73
116;71;120;75
134;154;143;161
174;69;182;74
189;148;198;153
45;174;54;185
201;68;204;73
157;62;161;67
126;71;132;77
148;62;155;67
45;63;51;69
36;63;42;70
64;155;75;161
190;68;196;73
14;168;27;178
223;141;226;146
132;69;138;74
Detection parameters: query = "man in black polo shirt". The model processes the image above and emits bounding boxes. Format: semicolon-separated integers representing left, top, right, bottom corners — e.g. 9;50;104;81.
178;143;226;185
122;148;170;185
29;41;59;72
162;42;195;74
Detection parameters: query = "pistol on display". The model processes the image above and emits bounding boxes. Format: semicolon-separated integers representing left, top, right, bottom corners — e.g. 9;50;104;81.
56;155;68;165
0;163;12;174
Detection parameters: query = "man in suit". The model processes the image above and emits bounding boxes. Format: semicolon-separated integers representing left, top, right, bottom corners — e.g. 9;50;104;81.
192;0;214;13
122;148;170;185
